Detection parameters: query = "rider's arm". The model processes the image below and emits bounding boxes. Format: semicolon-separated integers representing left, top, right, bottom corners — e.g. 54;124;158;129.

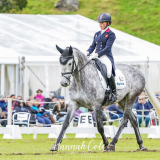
87;33;97;55
98;32;116;57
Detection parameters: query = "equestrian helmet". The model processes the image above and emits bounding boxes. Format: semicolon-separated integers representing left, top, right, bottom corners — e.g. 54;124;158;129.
97;13;112;25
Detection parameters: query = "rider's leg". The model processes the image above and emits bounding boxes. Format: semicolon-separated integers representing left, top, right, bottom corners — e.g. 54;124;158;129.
108;75;117;103
99;56;116;103
99;55;112;78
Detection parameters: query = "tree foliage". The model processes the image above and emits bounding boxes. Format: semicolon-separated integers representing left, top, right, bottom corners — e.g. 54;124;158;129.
0;0;27;12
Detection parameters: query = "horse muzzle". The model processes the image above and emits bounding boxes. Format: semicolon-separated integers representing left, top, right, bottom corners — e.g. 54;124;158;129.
60;77;70;87
60;81;69;87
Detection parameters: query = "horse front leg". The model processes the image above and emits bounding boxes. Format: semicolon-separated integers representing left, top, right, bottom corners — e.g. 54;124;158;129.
94;105;109;151
50;101;79;151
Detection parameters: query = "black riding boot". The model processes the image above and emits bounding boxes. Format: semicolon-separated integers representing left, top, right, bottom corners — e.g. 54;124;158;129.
108;75;117;103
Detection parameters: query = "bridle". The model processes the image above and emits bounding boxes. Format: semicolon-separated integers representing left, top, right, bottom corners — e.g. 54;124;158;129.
60;55;92;83
60;55;76;76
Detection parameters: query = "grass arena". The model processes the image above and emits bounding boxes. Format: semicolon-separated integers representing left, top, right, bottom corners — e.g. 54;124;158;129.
0;134;160;160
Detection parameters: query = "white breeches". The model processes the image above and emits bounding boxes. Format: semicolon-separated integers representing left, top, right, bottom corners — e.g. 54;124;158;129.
99;55;112;78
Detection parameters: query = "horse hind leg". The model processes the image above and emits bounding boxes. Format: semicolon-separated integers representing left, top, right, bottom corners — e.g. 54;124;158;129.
129;111;148;151
94;105;109;150
105;109;129;152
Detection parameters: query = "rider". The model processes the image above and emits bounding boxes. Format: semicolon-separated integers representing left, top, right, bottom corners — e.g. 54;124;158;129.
86;13;116;103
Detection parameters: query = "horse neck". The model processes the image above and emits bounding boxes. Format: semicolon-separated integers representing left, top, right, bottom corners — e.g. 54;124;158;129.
73;50;94;85
75;52;88;68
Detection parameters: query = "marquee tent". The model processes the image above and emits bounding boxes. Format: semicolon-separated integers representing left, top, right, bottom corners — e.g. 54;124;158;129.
0;14;160;100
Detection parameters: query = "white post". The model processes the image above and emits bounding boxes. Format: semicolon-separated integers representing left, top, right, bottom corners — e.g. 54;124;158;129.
7;98;12;125
33;126;37;139
1;64;5;95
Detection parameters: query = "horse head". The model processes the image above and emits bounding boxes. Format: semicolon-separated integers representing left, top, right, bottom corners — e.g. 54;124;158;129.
56;45;77;87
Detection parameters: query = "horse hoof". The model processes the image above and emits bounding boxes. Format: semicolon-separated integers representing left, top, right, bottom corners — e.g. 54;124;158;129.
49;144;59;152
104;145;115;152
140;147;148;151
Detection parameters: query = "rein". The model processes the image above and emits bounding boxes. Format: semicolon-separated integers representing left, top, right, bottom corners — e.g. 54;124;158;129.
72;59;92;76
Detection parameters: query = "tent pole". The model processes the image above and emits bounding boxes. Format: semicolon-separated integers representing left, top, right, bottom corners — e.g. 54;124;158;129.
15;64;19;97
19;57;25;99
145;57;149;84
45;65;49;98
1;64;5;96
7;98;12;125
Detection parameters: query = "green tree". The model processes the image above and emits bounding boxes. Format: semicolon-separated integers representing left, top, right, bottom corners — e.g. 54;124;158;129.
15;0;27;10
0;0;27;13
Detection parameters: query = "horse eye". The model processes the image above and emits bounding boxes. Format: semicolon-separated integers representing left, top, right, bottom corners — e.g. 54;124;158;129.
68;63;72;66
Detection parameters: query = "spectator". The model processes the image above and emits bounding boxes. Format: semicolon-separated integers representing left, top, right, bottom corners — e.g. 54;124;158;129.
48;96;58;110
25;98;38;124
52;96;67;122
135;97;151;127
15;100;28;113
43;93;54;110
14;100;29;127
10;94;15;99
0;95;7;119
108;103;124;119
12;95;22;110
133;90;146;109
42;111;56;124
5;95;14;112
35;89;44;107
10;94;16;104
32;99;52;127
26;98;56;125
0;95;7;127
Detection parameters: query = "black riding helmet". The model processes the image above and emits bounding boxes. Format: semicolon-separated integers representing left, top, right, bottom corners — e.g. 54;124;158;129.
97;13;112;25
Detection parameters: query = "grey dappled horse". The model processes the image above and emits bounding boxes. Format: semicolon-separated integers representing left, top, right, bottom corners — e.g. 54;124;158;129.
50;46;160;152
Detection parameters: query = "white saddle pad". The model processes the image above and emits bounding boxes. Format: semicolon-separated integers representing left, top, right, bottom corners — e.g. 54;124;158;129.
97;68;126;90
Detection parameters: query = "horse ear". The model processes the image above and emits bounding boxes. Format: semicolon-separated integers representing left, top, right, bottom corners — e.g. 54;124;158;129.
69;46;73;56
56;45;64;54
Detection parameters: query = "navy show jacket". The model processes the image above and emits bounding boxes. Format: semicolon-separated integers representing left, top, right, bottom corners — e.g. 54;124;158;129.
87;28;116;76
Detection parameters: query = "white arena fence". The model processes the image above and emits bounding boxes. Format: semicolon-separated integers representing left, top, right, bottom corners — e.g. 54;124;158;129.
0;98;160;139
1;126;160;139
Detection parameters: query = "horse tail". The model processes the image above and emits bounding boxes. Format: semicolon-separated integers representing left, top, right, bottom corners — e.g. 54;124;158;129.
145;81;160;120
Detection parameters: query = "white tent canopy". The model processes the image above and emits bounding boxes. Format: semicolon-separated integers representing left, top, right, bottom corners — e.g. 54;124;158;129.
0;14;160;98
